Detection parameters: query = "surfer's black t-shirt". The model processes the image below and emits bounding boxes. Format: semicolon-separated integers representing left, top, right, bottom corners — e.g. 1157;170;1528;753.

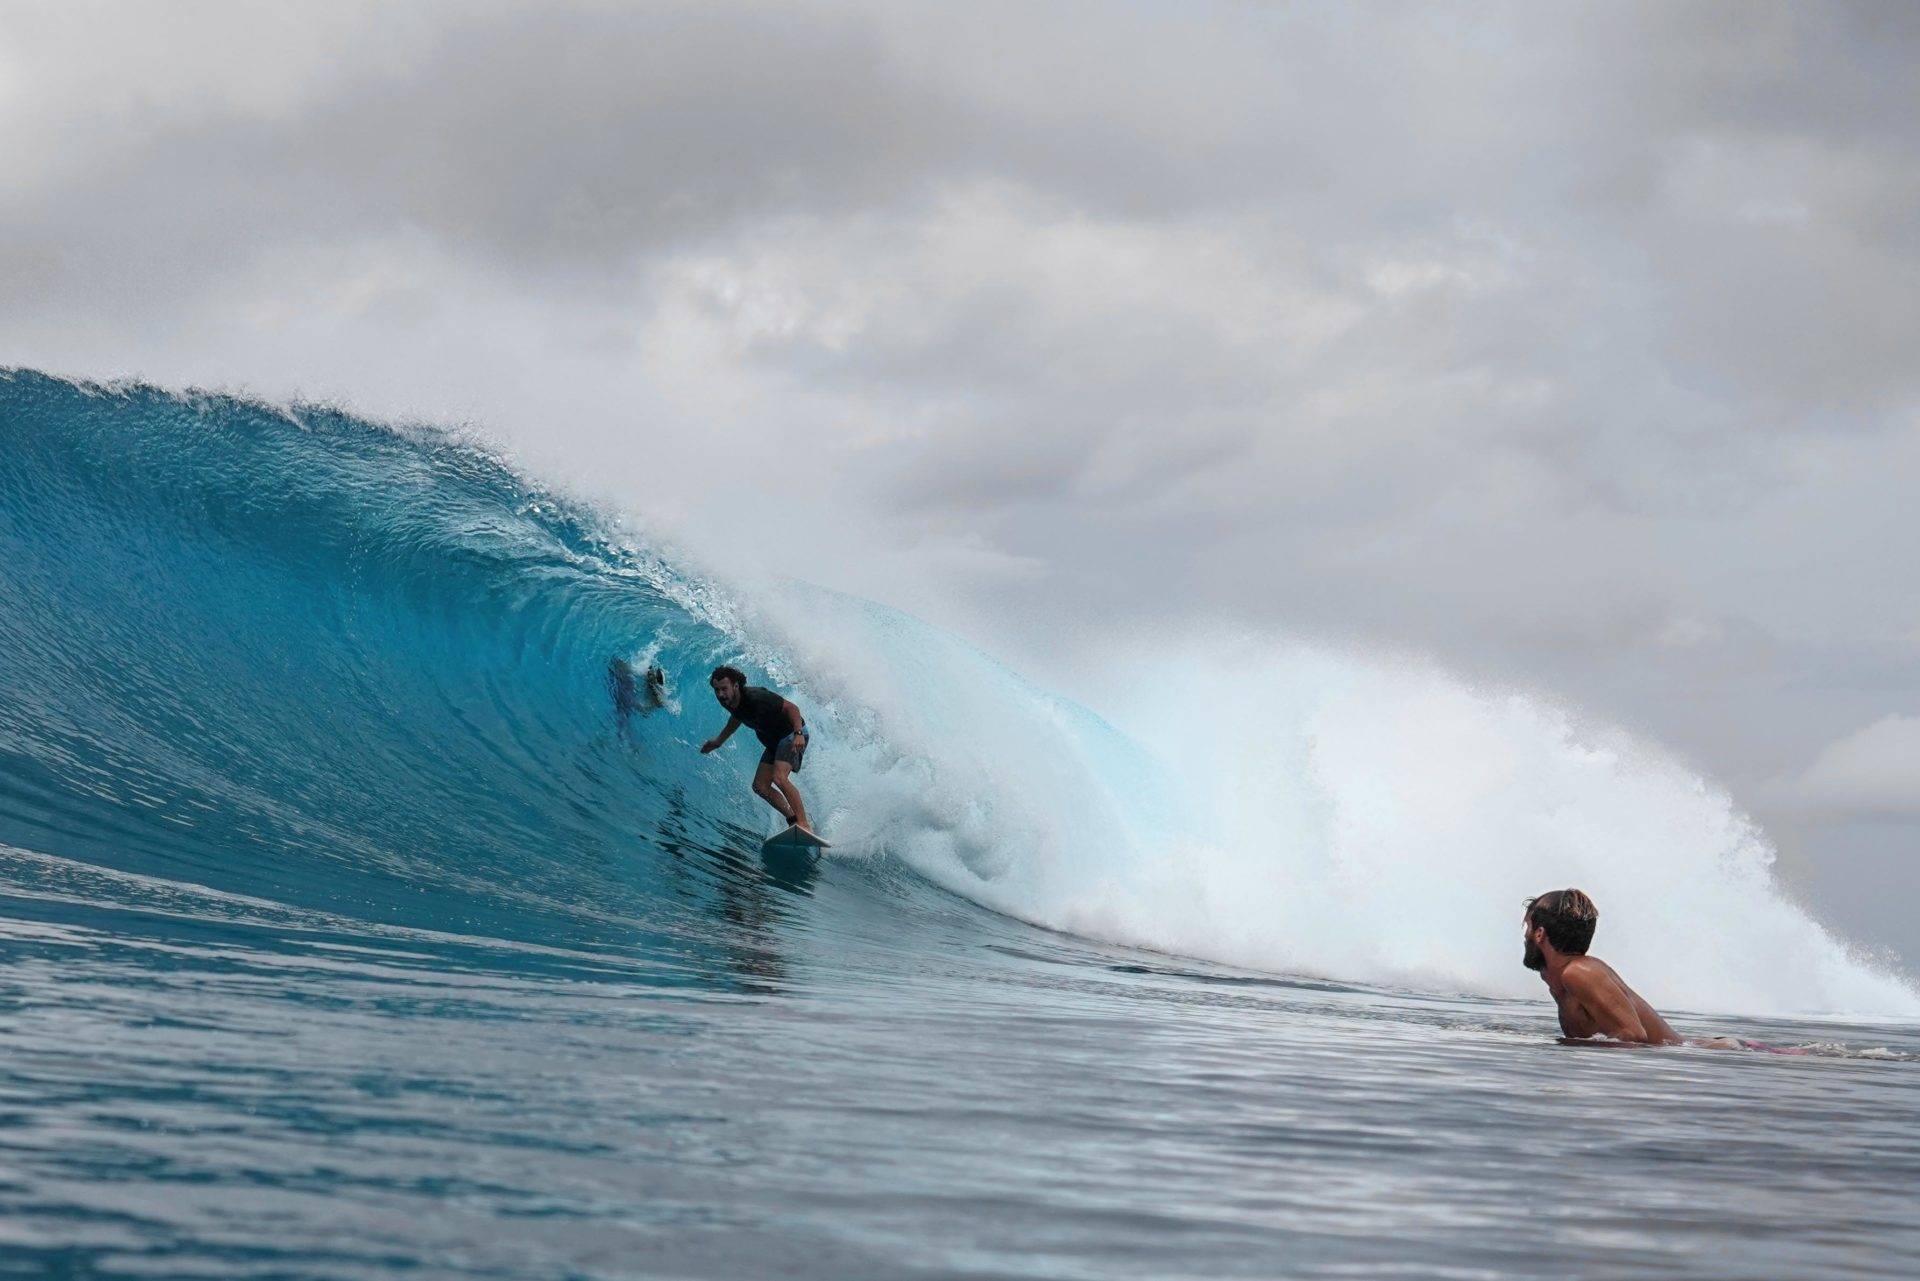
732;686;793;747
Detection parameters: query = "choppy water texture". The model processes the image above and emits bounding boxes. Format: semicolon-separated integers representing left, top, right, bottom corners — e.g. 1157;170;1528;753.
2;371;1916;1279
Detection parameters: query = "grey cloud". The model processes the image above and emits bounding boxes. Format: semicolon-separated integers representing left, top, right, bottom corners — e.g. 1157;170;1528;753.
1788;715;1920;817
3;2;973;316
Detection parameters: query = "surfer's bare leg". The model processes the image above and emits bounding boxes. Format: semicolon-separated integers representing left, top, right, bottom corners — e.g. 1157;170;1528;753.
751;762;797;823
771;761;811;831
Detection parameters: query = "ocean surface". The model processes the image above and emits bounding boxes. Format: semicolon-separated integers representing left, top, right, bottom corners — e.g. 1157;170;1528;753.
2;370;1917;1280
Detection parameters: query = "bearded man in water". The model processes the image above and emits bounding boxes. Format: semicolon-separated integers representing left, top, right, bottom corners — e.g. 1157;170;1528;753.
699;665;815;837
1523;889;1683;1046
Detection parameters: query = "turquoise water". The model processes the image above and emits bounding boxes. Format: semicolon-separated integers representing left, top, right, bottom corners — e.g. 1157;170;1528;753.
3;371;1917;1279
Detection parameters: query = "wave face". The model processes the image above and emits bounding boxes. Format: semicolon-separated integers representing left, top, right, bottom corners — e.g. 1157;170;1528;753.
0;370;779;967
1;369;1912;1016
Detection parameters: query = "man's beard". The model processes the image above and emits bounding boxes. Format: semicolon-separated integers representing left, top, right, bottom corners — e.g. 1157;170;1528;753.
1523;937;1546;971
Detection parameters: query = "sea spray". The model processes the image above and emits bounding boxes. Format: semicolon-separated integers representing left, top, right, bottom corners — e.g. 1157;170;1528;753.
747;589;1918;1017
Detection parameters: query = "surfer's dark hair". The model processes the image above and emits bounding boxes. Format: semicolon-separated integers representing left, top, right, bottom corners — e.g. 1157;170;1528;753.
710;665;747;688
1525;889;1598;955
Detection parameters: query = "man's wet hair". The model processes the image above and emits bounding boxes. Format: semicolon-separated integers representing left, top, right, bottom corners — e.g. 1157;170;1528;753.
1525;888;1598;955
710;665;746;688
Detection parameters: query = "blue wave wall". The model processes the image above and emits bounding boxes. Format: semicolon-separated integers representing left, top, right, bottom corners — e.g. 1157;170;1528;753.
0;371;805;964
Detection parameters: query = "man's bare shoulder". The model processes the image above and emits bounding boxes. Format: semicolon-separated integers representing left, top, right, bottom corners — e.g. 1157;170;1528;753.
1559;956;1619;991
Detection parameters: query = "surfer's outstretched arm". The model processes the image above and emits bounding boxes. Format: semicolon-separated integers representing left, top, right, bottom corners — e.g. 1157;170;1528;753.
700;715;741;754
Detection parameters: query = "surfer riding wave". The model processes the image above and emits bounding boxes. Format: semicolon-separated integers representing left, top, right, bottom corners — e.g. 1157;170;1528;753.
699;665;818;839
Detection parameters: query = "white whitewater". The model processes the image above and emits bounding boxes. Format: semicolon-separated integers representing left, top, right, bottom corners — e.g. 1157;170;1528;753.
745;586;1917;1019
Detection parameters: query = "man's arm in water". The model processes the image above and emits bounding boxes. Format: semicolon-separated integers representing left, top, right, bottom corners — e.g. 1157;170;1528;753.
1560;962;1652;1044
781;698;805;740
700;715;742;754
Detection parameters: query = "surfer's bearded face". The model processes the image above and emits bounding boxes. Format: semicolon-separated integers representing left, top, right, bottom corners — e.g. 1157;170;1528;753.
711;676;740;710
1522;915;1547;971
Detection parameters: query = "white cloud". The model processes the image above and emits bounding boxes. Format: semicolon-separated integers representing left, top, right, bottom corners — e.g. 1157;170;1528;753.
1793;715;1920;816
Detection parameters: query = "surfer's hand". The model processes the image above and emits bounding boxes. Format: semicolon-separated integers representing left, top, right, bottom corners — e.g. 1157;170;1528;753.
699;738;719;754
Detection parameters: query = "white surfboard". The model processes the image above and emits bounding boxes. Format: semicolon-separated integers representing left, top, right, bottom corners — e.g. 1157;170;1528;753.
761;823;831;854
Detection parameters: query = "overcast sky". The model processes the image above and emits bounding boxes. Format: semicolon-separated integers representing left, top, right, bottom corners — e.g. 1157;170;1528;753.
4;2;1916;953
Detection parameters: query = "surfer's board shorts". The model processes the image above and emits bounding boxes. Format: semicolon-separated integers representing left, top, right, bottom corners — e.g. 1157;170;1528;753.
760;725;810;772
